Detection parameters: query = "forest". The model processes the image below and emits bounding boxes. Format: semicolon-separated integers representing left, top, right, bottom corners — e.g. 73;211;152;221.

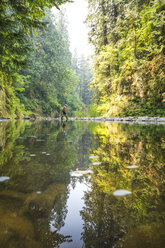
0;0;164;118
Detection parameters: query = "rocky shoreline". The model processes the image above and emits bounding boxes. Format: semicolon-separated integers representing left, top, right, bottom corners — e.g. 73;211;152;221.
68;116;165;124
0;116;165;124
40;116;165;124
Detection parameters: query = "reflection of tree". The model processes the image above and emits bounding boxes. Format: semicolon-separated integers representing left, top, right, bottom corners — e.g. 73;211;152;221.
0;120;77;192
50;192;69;230
70;176;86;189
0;120;99;247
0;184;72;248
27;185;72;248
0;120;30;167
1;120;164;247
81;181;126;248
0;120;31;182
39;231;72;248
82;122;165;247
65;121;98;171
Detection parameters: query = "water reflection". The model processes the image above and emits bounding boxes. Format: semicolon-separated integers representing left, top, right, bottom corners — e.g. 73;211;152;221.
0;120;95;247
50;179;89;248
0;120;164;247
81;122;165;248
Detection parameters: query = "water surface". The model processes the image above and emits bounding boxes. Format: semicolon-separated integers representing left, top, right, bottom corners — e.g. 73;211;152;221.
0;120;165;248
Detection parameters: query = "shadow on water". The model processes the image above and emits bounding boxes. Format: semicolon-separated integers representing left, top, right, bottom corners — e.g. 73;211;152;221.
0;120;164;247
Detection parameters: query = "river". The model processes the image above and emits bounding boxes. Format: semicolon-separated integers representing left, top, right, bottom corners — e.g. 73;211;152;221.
0;120;164;248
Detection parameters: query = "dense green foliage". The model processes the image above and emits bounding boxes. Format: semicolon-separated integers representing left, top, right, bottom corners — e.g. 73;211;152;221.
0;0;69;117
19;9;83;116
72;54;93;116
1;0;164;117
87;0;165;116
0;0;91;117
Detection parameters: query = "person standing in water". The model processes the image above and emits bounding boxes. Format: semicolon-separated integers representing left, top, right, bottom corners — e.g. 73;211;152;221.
62;105;68;120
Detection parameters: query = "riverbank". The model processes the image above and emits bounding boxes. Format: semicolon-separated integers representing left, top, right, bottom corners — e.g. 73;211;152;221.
67;116;165;124
37;116;165;124
0;116;165;124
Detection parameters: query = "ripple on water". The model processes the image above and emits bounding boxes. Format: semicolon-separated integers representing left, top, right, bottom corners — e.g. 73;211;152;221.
113;189;132;196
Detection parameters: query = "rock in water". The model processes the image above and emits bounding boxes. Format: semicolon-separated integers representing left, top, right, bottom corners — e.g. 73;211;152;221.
113;189;132;196
0;176;10;182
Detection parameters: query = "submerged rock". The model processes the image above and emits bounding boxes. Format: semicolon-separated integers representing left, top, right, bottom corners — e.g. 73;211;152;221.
24;184;66;217
116;223;165;248
67;116;165;124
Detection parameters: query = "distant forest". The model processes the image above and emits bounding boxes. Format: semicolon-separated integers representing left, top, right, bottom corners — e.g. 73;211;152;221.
0;0;164;118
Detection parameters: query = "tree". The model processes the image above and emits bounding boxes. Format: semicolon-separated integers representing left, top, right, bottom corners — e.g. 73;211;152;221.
0;0;70;117
18;8;90;117
76;55;92;105
87;0;165;117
